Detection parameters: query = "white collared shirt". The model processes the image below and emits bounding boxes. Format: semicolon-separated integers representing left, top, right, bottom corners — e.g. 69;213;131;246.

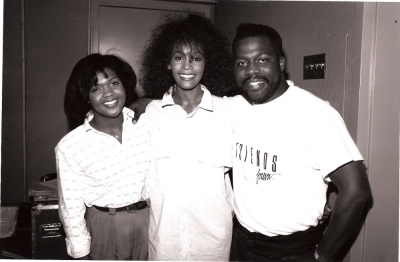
55;107;150;258
143;85;234;261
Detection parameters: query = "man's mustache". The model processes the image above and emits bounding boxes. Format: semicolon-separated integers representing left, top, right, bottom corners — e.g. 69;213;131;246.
242;75;269;86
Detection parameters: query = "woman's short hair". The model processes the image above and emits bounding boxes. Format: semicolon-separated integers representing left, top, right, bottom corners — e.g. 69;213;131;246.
64;53;137;130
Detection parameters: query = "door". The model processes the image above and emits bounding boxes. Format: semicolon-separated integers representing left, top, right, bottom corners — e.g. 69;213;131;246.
352;2;400;262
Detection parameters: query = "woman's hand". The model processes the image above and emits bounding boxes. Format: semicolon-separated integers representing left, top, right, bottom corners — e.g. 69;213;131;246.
128;97;152;124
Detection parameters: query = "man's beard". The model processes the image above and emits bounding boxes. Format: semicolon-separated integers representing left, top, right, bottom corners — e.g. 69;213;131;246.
240;73;281;105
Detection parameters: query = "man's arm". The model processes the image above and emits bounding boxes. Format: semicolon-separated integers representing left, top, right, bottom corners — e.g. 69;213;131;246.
128;97;153;124
316;160;372;261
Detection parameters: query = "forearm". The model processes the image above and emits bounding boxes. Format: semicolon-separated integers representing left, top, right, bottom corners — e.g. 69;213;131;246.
57;150;91;258
314;160;372;261
317;188;371;259
59;189;91;258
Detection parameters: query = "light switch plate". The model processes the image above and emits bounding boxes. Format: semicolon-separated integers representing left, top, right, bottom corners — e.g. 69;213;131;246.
303;53;326;79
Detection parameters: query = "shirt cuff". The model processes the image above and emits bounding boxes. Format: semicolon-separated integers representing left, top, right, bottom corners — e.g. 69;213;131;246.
65;236;91;259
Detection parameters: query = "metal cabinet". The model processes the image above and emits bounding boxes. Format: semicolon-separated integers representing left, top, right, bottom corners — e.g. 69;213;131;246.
31;199;70;260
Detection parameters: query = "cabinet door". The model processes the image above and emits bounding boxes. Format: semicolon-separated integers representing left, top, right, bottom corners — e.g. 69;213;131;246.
91;0;216;96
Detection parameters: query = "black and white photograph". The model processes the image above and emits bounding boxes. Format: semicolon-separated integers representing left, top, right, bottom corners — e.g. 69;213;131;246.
1;1;398;261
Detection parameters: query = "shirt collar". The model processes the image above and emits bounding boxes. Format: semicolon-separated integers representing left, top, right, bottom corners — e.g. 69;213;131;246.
161;85;214;112
83;107;134;132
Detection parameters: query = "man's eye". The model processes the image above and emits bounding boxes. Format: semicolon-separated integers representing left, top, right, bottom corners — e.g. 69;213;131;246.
258;58;269;63
236;61;246;67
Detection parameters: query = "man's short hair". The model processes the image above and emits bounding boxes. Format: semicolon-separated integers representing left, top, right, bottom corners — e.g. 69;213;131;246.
232;23;284;58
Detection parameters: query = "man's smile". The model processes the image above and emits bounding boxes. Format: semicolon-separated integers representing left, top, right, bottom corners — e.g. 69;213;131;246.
246;80;265;88
244;76;268;90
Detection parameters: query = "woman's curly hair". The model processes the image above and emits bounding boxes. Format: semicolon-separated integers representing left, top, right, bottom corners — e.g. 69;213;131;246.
64;53;137;130
140;13;239;99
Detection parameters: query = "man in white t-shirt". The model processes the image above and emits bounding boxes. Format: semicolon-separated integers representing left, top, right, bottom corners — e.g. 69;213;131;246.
229;23;372;262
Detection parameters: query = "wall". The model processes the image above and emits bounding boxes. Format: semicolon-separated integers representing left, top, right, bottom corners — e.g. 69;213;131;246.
2;0;25;204
2;0;89;204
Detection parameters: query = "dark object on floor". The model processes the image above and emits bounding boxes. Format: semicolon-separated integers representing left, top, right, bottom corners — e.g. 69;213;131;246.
31;204;70;260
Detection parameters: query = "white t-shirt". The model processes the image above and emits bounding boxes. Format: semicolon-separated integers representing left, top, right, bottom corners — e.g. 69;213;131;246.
229;81;363;237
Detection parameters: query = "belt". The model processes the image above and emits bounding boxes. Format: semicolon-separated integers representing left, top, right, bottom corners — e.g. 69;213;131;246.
233;216;322;259
94;201;148;215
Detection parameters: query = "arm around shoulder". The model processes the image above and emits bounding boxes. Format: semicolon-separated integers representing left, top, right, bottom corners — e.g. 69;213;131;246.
128;97;153;124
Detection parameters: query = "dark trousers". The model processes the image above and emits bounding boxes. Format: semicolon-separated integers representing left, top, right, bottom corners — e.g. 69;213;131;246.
230;216;322;262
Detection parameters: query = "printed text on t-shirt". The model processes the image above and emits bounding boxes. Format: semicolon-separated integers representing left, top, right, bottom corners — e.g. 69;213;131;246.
235;142;280;184
255;169;280;184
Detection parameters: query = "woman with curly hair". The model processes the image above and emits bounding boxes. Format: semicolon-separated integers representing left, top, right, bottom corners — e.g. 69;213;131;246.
57;54;150;260
140;14;238;99
138;13;238;260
